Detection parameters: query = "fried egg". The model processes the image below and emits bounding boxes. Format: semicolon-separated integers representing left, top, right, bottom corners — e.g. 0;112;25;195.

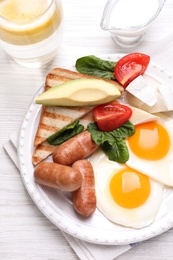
126;113;173;186
90;149;163;228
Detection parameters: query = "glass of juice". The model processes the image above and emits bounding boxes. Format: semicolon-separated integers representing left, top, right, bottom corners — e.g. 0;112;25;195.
0;0;63;68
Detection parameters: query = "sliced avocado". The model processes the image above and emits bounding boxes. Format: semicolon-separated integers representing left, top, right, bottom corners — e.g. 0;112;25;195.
35;78;121;106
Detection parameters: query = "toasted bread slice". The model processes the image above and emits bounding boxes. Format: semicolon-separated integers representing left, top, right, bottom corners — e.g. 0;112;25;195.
34;104;93;146
32;111;94;165
45;74;69;91
48;67;124;92
34;67;123;147
34;74;94;147
33;67;123;162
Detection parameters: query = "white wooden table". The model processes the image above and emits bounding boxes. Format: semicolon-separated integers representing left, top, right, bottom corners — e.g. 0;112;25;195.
1;0;173;259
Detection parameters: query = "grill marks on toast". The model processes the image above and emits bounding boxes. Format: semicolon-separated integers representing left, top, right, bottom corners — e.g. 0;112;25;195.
32;111;94;165
45;74;69;91
32;67;122;165
32;141;56;165
34;105;93;147
32;68;98;164
48;67;124;92
34;72;95;147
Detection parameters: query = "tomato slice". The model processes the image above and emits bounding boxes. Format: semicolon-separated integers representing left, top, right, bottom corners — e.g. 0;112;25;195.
93;101;132;132
114;53;150;88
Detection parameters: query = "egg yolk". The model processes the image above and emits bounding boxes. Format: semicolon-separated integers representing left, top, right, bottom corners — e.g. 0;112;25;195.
128;121;170;160
110;167;151;209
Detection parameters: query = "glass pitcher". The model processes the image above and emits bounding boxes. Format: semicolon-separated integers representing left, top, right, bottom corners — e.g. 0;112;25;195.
100;0;166;48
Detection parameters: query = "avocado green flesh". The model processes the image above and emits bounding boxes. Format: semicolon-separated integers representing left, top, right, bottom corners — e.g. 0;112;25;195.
35;78;121;106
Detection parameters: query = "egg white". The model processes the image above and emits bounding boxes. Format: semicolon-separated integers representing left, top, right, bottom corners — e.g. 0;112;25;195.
126;113;173;187
90;148;164;229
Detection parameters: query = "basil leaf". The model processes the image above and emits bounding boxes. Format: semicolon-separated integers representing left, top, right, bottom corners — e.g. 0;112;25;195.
87;122;135;163
75;55;116;80
47;120;84;145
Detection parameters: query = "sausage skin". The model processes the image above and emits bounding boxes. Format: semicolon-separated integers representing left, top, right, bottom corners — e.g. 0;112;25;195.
34;162;82;192
53;130;99;166
72;159;96;217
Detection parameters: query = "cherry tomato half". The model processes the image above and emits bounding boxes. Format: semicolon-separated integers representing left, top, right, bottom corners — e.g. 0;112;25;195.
114;53;150;88
93;101;132;132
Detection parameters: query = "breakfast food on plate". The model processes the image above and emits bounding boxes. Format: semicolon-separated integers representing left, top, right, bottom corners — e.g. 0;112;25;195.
88;105;173;226
90;151;164;228
113;53;150;88
125;75;173;113
53;130;99;165
35;78;121;106
32;141;57;166
34;100;93;147
32;52;173;226
93;101;133;132
126;113;173;186
46;67;124;92
75;53;150;88
33;67;122;164
72;159;96;217
34;161;83;192
76;53;173;114
32;111;95;165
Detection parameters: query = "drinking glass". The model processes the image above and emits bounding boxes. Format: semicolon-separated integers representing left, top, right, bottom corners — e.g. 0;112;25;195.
0;0;63;68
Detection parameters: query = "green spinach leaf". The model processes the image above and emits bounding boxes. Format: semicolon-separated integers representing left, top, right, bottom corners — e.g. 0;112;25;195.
110;121;136;138
75;55;116;80
100;138;129;163
47;120;84;145
87;121;135;163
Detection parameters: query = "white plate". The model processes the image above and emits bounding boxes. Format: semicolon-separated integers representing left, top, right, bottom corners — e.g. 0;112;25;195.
18;53;173;245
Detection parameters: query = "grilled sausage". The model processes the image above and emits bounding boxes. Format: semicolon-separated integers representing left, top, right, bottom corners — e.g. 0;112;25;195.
72;159;96;217
34;162;82;192
52;130;99;166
